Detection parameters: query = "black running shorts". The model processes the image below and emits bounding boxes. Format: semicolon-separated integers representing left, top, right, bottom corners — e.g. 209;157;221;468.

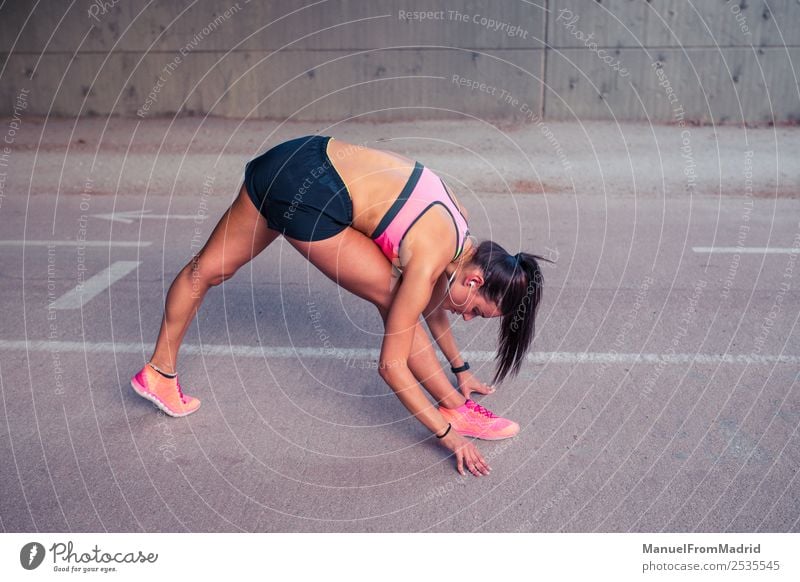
243;135;353;242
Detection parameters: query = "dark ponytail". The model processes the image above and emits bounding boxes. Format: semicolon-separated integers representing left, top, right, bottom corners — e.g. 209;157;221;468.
469;240;553;384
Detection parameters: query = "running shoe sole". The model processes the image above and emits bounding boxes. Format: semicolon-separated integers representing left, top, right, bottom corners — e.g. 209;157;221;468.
456;428;518;440
446;425;519;441
130;375;200;418
438;407;519;440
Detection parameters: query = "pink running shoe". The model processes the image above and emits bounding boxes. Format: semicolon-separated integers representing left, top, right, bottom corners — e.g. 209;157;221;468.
438;399;519;440
130;364;201;417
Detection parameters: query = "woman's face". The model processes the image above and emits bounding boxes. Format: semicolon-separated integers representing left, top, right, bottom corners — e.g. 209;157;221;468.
445;274;502;321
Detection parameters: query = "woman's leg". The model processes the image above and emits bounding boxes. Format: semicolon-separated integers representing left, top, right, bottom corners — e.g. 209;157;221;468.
285;226;465;409
148;184;281;373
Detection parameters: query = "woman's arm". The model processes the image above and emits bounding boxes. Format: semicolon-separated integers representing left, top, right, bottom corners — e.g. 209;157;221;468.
380;264;490;477
379;266;448;432
422;275;496;398
422;275;465;369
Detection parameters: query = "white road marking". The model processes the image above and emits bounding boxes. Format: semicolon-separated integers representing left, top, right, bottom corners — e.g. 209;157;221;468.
0;340;796;366
92;210;205;224
0;240;151;247
693;246;800;254
49;261;142;310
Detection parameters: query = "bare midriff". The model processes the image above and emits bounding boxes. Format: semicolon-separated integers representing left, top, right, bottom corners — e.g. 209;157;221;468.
325;137;421;237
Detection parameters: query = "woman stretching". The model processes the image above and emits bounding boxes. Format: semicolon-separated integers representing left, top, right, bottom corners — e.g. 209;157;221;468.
131;135;548;477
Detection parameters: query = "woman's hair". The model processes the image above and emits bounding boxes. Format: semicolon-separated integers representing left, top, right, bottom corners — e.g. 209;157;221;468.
469;240;553;384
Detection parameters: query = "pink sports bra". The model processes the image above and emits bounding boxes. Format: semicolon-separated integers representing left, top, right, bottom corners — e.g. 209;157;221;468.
371;161;470;268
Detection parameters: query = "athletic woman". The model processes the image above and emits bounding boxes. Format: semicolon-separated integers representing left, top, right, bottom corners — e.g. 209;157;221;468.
131;135;548;477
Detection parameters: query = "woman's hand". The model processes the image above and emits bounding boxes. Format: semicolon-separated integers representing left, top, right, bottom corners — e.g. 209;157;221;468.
439;430;491;476
456;369;496;400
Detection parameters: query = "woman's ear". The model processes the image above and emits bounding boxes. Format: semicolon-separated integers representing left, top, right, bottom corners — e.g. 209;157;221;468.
468;273;485;288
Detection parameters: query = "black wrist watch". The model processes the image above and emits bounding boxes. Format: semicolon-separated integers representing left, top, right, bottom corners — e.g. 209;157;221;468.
450;361;470;374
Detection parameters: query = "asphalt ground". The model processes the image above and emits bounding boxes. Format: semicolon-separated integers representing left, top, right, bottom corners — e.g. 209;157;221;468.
0;118;798;532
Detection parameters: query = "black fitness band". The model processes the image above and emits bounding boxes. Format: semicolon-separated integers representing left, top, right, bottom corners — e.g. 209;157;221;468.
435;423;452;439
450;361;470;374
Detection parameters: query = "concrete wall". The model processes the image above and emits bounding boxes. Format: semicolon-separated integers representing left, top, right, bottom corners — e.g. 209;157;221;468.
546;0;800;124
0;0;797;123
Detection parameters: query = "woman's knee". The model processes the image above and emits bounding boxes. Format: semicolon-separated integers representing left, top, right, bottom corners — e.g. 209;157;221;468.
371;285;399;318
184;253;238;287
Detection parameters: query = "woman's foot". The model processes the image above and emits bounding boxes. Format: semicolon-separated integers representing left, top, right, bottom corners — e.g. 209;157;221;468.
438;399;519;440
130;364;201;417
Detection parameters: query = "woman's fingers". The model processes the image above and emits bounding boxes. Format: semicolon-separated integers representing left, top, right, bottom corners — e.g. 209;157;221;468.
474;383;496;395
468;445;491;475
460;380;496;400
455;443;491;476
456;451;466;476
444;432;491;477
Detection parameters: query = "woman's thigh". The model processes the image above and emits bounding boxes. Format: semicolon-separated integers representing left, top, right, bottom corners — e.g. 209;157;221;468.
284;226;399;310
193;183;281;283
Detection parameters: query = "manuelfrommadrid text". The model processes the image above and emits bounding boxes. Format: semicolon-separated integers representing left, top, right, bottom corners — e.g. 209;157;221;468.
643;543;761;554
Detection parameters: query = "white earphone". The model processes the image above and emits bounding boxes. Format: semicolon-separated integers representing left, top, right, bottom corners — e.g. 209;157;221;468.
447;270;476;308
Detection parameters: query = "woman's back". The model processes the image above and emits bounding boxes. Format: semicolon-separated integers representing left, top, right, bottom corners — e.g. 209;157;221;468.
325;137;419;236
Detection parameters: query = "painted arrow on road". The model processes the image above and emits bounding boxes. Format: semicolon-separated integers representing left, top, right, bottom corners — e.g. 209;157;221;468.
91;209;209;224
